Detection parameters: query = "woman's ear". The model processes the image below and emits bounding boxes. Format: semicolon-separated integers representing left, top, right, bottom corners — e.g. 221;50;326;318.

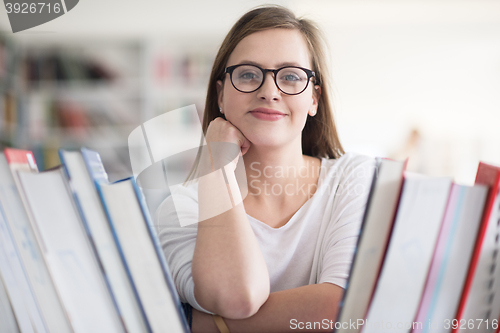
309;85;321;116
312;85;321;108
216;80;224;110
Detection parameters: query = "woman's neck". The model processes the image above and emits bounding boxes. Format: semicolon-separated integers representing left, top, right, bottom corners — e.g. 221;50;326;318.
241;141;321;204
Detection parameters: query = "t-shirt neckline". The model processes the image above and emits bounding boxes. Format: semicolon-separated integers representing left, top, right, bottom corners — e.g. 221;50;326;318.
246;157;327;230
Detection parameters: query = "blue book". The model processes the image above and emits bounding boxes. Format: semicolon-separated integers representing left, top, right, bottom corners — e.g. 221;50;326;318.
82;148;189;333
60;148;149;333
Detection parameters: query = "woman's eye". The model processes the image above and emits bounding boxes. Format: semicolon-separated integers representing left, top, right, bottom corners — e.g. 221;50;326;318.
280;73;301;81
239;72;259;80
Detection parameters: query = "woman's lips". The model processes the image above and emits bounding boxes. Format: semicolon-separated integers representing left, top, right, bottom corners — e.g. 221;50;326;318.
249;108;286;121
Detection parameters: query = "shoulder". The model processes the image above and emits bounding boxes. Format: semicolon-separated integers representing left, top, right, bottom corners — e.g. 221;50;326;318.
315;153;376;235
316;152;376;213
321;152;376;184
154;182;199;229
323;151;375;168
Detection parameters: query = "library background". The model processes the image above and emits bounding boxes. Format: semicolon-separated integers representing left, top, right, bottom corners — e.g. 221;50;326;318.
0;1;500;333
1;1;500;210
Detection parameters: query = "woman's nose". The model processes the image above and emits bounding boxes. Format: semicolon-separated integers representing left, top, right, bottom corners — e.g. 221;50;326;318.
256;72;281;101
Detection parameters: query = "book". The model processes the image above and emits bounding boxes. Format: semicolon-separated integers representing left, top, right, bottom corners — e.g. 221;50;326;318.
16;166;126;333
362;173;452;333
336;158;405;333
0;196;47;333
60;148;148;333
0;205;34;333
453;162;500;333
5;143;500;332
96;177;190;333
413;183;488;333
0;271;20;333
1;149;73;332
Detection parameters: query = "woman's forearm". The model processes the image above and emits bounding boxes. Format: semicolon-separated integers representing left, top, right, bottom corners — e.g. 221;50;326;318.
193;165;270;319
192;283;344;333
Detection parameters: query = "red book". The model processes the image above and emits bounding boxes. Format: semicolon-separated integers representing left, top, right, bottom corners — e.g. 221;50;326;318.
4;148;38;171
453;162;500;333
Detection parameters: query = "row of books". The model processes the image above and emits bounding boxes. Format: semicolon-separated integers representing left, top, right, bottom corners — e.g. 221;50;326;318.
336;158;500;333
0;34;16;92
22;52;116;85
0;147;189;333
151;49;214;87
3;143;500;332
1;90;140;137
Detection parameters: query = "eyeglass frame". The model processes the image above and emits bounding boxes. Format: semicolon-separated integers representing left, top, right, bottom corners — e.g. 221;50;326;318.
223;64;317;96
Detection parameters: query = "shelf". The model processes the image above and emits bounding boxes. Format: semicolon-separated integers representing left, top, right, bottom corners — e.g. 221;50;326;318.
23;79;142;98
1;34;216;178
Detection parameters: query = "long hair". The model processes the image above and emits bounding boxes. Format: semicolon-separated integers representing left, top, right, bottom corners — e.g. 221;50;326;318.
185;5;344;183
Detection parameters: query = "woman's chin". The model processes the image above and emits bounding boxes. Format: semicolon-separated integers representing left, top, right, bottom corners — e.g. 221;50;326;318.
238;124;298;150
245;136;288;150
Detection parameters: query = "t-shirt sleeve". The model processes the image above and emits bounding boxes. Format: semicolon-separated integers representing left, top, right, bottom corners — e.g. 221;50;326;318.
318;154;376;288
154;185;214;314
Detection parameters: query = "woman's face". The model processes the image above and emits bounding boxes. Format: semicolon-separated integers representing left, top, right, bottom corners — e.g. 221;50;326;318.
217;28;319;149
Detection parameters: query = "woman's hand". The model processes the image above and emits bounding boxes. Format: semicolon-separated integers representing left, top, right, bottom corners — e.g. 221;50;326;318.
200;117;251;174
206;117;251;156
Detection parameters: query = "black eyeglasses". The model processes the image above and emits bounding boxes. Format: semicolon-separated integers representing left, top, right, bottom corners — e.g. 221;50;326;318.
224;64;316;95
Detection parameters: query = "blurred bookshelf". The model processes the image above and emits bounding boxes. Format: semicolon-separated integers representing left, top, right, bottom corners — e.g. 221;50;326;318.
0;35;143;182
0;33;217;215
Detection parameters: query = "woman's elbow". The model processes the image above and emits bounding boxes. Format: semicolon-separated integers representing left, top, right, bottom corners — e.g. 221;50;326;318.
194;273;270;318
215;285;269;319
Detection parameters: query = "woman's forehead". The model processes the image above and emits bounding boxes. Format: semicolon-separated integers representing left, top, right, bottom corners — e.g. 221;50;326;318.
226;28;312;69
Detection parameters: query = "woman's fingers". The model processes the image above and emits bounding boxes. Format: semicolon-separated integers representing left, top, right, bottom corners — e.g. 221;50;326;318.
240;136;251;156
206;117;251;156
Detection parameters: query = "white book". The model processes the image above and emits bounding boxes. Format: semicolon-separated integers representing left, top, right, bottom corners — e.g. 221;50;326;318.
60;149;148;333
413;183;488;333
362;173;452;333
337;158;405;333
0;152;73;333
17;167;125;333
0;209;33;333
97;178;189;333
0;204;46;333
456;162;500;333
0;272;20;333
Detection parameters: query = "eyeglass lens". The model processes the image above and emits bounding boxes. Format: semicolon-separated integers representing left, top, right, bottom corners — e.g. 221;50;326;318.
231;65;309;94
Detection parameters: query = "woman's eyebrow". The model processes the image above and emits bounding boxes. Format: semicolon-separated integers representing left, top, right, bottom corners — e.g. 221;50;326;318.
236;60;303;68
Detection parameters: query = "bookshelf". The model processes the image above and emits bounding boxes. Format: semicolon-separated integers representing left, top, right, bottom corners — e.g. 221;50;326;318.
0;36;143;181
0;33;218;218
137;38;217;217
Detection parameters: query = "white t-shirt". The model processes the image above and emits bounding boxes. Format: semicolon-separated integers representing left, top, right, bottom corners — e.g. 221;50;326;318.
155;152;376;313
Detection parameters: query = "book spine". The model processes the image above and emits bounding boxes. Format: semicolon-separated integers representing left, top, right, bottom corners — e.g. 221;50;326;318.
454;172;500;331
59;150;128;332
335;158;381;330
4;147;38;170
130;178;190;333
94;180;153;333
80;147;109;182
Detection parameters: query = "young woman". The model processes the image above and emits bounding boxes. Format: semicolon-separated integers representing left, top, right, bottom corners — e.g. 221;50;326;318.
156;5;376;332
